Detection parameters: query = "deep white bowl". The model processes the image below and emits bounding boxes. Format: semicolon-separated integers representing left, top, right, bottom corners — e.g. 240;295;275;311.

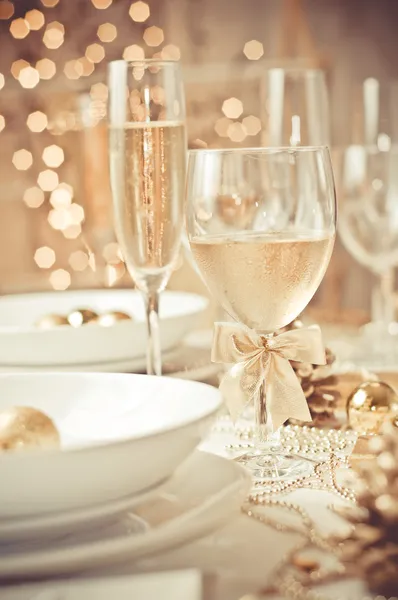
0;373;222;518
0;290;208;366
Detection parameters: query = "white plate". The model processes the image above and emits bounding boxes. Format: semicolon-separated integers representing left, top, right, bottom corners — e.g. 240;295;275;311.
0;451;251;581
0;571;209;600
0;346;220;381
0;373;222;518
0;290;208;366
0;477;166;543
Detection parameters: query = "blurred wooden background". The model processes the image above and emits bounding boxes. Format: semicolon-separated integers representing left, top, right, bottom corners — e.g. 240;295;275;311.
0;0;397;323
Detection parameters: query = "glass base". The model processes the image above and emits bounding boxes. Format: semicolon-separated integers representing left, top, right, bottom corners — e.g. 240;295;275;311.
236;450;314;481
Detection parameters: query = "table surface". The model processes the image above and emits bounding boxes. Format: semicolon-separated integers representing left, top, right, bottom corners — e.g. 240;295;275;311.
78;426;368;600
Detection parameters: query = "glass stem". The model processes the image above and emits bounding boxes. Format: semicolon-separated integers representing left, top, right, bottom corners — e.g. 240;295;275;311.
371;270;395;325
254;381;281;452
144;291;162;376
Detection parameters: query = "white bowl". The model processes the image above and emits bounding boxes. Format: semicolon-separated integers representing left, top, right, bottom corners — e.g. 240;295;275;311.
0;373;222;518
0;290;208;366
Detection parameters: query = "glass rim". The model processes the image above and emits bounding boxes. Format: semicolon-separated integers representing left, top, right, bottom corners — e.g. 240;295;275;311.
108;58;181;68
188;145;330;156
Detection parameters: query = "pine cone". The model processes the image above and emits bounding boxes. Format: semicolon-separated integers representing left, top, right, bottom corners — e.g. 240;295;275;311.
338;422;398;596
282;318;341;426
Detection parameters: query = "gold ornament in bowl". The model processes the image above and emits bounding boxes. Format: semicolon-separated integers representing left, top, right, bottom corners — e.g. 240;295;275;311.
67;309;99;327
0;407;60;453
35;314;70;329
347;381;398;436
96;311;132;327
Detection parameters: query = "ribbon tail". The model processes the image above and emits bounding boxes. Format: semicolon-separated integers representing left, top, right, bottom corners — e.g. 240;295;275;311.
266;355;312;431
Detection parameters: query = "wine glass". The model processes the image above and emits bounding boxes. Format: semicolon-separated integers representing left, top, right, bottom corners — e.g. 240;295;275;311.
338;143;398;364
261;68;330;147
108;59;186;375
186;147;336;479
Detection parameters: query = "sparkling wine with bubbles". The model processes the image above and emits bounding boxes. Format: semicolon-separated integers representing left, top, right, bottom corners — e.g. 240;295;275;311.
190;231;335;331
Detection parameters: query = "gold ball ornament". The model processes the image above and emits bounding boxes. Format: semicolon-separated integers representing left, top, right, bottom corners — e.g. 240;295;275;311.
347;381;398;436
97;311;132;327
0;407;60;453
35;314;69;329
67;309;99;327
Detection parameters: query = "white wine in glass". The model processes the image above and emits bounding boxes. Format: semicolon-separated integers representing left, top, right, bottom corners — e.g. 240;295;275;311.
108;60;186;375
187;147;336;479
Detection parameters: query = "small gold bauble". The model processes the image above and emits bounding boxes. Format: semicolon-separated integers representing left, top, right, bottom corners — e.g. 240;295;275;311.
67;309;99;327
96;311;132;327
347;381;398;437
0;406;60;452
35;314;69;329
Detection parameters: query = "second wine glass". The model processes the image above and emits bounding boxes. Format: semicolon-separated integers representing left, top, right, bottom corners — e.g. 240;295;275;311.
108;59;186;375
187;146;336;479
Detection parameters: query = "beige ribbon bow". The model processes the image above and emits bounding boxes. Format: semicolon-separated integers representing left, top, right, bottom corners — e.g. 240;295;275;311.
211;322;326;432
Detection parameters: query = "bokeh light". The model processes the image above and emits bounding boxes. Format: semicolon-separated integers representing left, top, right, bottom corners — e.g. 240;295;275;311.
50;187;72;209
25;9;45;30
27;111;48;132
227;122;247;142
102;242;122;263
0;115;5;132
41;0;60;7
12;149;33;171
85;43;105;63
129;1;150;22
69;203;85;224
69;251;89;272
64;60;83;80
143;26;164;47
38;169;59;191
0;73;4;90
42;145;65;168
19;66;40;89
105;264;125;286
242;115;262;135
43;22;64;49
23;187;45;208
11;59;29;79
90;82;108;100
49;269;71;291
243;40;264;60
222;97;244;119
0;1;14;20
48;208;69;230
214;117;233;137
58;182;74;196
36;58;56;80
91;0;112;8
34;246;56;269
77;57;95;77
97;22;117;43
123;44;145;61
161;44;181;60
63;224;81;239
10;18;30;39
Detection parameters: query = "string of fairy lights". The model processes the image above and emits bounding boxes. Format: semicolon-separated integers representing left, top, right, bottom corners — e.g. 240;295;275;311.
0;0;265;292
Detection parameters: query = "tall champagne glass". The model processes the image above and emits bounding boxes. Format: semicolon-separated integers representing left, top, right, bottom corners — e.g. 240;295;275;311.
108;60;186;375
187;147;336;479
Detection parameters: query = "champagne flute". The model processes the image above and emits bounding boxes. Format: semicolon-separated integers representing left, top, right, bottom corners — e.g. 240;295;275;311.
187;147;336;479
108;59;186;375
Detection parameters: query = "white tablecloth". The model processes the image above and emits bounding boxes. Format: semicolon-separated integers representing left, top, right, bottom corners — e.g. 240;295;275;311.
81;427;368;600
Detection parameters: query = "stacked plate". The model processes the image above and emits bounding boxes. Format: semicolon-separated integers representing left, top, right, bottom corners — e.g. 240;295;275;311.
0;289;214;377
0;372;251;582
